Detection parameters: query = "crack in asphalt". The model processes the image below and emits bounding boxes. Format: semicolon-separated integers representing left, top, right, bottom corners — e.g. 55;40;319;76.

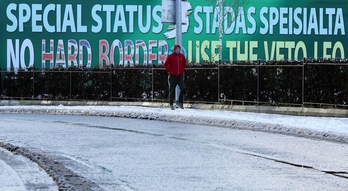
242;152;348;180
53;120;164;137
53;120;348;181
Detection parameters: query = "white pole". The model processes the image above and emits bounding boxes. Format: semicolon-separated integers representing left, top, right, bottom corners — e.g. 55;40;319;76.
176;0;182;47
175;0;182;104
219;0;223;65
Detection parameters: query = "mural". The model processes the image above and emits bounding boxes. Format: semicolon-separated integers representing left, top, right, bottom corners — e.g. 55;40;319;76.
1;0;347;71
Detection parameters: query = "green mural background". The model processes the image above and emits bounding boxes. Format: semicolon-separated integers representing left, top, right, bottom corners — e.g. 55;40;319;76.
1;0;347;71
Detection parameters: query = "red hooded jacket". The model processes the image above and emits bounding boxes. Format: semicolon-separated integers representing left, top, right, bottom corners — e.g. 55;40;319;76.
164;44;187;76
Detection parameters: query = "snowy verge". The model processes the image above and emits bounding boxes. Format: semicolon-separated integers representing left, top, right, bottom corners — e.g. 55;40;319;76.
0;142;101;191
0;106;347;144
2;100;348;117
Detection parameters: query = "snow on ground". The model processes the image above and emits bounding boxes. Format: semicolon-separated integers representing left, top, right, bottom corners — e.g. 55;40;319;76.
0;147;59;191
0;105;347;190
0;105;347;143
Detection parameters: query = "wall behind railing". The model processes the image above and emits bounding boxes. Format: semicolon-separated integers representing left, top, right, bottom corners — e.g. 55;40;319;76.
1;61;348;108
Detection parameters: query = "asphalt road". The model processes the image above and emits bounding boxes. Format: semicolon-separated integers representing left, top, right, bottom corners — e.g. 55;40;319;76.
0;113;347;191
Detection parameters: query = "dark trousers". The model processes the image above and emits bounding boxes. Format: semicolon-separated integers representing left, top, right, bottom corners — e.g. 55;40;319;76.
168;75;184;106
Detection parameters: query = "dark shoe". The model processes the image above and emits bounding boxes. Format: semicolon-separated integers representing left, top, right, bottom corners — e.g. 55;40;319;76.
170;105;175;110
178;103;184;109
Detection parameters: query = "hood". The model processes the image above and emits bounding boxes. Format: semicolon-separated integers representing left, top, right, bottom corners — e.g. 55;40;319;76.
174;44;181;52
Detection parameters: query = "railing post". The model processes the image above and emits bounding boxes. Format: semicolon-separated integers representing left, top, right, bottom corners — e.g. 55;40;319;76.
152;68;154;102
110;67;113;101
257;60;260;105
218;65;220;102
32;69;35;100
302;58;306;106
69;67;72;100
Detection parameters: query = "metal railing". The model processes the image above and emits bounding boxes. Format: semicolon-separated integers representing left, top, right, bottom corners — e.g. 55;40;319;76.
1;62;347;108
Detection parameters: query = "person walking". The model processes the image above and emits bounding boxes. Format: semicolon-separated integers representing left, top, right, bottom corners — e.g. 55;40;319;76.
164;44;187;110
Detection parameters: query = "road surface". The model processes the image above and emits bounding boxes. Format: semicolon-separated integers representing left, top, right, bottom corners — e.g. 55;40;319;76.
0;113;347;190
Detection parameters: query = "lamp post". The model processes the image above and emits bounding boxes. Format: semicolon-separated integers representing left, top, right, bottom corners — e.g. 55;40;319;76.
175;0;182;104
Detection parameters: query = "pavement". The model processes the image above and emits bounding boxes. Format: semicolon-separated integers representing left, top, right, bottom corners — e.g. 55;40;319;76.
0;102;348;144
1;113;348;190
1;100;348;117
0;101;347;190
